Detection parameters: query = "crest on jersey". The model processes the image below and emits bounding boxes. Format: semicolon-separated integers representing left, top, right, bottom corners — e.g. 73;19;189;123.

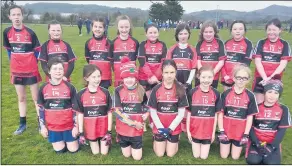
63;91;68;96
275;112;280;118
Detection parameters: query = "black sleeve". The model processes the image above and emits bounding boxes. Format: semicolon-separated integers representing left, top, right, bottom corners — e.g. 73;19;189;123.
221;91;227;113
41;61;50;78
65;42;77;62
196;42;202;60
271;128;287;147
29;29;41;51
253;40;264;58
75;91;85;113
249;127;260;145
244;40;253;66
65;61;74;78
142;93;148;105
37;84;46;106
281;40;291;60
218;39;226;60
3;28;11;49
247;91;259;116
137;41;146;67
113;88;122;108
178;90;189;108
106;90;113;112
70;84;81;112
133;38;139;61
146;86;158;110
161;42;167;59
278;105;292;128
214;89;222;113
39;41;48;61
187;89;193;112
85;40;90;63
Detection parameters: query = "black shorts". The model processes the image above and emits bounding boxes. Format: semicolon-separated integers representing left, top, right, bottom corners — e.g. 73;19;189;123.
11;73;42;85
192;137;211;144
117;134;142;149
99;80;111;89
139;80;158;91
195;78;219;89
153;134;180;143
246;143;281;165
87;137;102;142
220;139;242;147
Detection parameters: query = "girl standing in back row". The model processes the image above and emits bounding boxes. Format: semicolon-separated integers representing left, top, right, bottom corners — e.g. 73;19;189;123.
112;15;139;87
84;17;113;89
195;20;226;89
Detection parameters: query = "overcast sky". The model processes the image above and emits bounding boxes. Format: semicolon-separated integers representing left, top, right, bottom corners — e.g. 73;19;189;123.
15;1;292;14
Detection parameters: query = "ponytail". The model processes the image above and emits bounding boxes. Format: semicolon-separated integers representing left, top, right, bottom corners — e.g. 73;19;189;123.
137;83;146;103
174;79;186;99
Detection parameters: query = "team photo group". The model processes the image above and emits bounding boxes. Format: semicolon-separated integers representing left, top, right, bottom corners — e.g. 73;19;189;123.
3;4;292;165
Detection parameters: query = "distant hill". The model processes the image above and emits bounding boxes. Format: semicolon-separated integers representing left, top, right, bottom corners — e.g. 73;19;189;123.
23;3;292;22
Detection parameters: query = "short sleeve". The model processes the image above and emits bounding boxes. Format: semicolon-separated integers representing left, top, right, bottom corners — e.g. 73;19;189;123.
281;41;291;61
106;90;113;112
85;39;90;60
113;88;122;108
186;89;193;112
178;91;189;108
29;29;41;51
190;46;198;69
253;40;264;59
247;91;259;116
196;42;202;60
161;42;167;59
278;105;292;128
107;39;114;60
221;91;227;113
65;42;77;62
69;84;80;112
244;39;253;66
218;39;227;60
146;87;158;110
3;28;11;49
214;89;223;113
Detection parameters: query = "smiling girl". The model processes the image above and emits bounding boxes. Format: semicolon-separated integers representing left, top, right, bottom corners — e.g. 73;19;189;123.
252;18;291;104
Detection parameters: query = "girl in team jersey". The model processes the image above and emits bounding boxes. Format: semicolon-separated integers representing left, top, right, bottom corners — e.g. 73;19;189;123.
246;80;291;165
84;17;113;89
113;56;149;160
147;59;189;157
218;65;259;160
195;20;227;89
39;20;77;82
252;18;291;104
186;65;222;159
138;23;167;98
77;65;113;155
38;57;80;154
112;15;139;87
221;20;253;90
167;23;198;133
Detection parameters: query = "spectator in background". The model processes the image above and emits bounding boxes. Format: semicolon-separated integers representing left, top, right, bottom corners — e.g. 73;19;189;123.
77;17;83;36
289;22;292;33
84;18;91;35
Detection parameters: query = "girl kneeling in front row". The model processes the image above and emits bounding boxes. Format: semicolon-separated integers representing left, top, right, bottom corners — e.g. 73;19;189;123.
77;64;113;155
186;65;222;159
38;57;80;153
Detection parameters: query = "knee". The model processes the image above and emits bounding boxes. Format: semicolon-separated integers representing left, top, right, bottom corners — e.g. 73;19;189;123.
67;144;79;153
100;151;108;155
18;95;27;102
166;151;177;158
132;154;142;161
91;150;100;155
231;154;240;160
220;154;229;159
155;151;165;157
193;154;200;159
123;153;131;158
200;155;209;160
54;146;67;154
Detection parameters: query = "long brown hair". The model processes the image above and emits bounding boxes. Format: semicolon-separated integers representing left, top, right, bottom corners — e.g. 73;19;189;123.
199;20;219;42
137;83;145;103
116;15;133;36
83;64;102;87
197;65;214;78
161;59;185;98
91;16;107;36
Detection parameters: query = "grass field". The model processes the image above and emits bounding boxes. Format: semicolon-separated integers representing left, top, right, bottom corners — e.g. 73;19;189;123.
1;24;292;165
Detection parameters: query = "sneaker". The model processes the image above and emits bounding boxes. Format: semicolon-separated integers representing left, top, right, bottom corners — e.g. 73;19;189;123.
79;34;83;36
13;124;27;135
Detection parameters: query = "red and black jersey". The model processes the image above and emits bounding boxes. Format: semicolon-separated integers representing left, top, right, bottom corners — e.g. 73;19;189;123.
253;38;291;78
37;81;79;131
221;87;259;141
85;36;113;80
39;39;77;81
196;38;227;80
253;102;291;144
3;25;41;75
167;44;198;84
221;38;253;83
76;87;112;140
147;83;189;135
112;36;139;86
113;84;148;137
137;40;167;81
187;87;222;140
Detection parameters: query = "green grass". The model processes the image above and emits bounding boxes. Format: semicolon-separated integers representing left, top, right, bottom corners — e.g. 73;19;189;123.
1;24;292;164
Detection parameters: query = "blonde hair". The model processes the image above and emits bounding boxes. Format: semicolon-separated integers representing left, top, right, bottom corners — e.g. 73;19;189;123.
199;20;219;42
232;64;252;79
116;15;133;36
